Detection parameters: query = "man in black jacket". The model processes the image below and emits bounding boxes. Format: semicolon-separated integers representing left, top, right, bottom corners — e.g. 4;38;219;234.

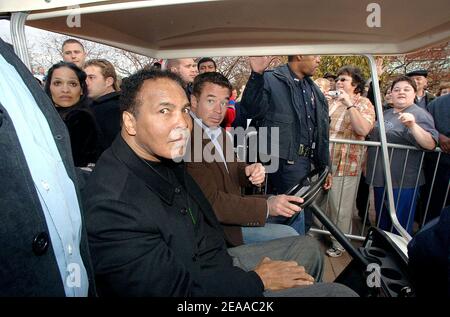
83;68;356;297
408;205;450;297
84;59;121;150
241;56;332;234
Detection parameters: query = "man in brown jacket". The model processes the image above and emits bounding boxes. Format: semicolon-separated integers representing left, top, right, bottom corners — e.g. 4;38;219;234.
186;72;305;246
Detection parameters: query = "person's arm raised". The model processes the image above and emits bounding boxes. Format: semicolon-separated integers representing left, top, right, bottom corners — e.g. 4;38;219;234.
240;56;275;120
249;56;273;74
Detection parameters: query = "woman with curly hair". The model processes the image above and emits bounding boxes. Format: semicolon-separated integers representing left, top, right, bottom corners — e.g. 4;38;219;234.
323;66;375;257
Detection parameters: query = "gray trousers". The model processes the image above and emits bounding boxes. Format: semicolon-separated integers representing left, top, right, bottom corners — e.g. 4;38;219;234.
227;236;357;297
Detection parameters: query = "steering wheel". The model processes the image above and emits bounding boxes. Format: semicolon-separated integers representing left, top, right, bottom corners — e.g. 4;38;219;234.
284;166;370;268
283;166;414;297
285;166;329;209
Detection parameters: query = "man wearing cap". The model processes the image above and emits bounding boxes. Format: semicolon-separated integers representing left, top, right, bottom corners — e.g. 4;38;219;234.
406;69;436;109
323;72;337;91
407;69;437;227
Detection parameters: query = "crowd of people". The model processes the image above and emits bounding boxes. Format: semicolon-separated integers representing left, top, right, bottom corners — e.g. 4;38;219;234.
1;35;448;296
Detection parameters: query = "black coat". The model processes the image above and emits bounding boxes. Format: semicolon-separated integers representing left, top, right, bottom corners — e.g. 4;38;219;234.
91;91;121;150
408;205;450;297
83;136;264;297
241;64;330;168
0;37;96;296
57;102;100;167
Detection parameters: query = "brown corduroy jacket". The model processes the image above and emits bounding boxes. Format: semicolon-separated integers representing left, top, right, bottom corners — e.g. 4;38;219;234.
185;122;268;246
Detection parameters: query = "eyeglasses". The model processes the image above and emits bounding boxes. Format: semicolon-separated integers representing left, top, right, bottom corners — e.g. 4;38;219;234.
335;77;350;83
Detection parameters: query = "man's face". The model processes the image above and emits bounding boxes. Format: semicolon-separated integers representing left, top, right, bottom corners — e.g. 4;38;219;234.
410;75;427;92
62;43;86;68
298;55;321;77
123;78;192;161
326;77;336;90
172;59;198;85
198;61;216;74
191;82;230;128
384;88;393;104
84;65;112;99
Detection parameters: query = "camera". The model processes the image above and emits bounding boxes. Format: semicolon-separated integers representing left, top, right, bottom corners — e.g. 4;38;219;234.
327;90;341;97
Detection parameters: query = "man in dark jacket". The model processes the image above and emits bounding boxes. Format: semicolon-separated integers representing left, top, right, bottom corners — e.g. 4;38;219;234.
83;68;356;297
408;205;450;297
241;56;332;234
0;37;95;296
406;69;436;110
166;58;198;97
84;59;121;150
422;94;450;221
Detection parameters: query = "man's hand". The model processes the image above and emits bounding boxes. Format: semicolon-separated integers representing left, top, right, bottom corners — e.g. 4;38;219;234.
267;194;303;217
323;173;333;190
245;163;265;186
249;56;273;74
254;257;315;291
439;134;450;153
398;112;416;128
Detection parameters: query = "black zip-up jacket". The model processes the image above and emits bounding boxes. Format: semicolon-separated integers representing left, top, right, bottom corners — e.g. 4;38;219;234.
241;64;330;169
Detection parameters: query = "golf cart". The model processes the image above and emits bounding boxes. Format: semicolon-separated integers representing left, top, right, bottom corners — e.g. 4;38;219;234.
286;167;414;297
2;0;449;297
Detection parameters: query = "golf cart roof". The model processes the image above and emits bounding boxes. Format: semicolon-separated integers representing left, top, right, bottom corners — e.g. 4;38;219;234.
2;0;450;57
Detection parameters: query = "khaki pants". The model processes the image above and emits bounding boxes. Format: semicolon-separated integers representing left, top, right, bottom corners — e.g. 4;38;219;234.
319;175;359;246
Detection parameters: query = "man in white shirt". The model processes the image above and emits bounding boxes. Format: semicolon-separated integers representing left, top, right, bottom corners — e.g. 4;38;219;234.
0;37;95;296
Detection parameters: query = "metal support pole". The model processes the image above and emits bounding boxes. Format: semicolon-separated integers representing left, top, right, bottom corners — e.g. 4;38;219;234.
10;12;31;71
310;201;369;268
364;54;411;241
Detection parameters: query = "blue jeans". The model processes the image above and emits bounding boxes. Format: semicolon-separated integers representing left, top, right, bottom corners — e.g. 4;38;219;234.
242;223;299;244
374;187;419;234
266;157;311;235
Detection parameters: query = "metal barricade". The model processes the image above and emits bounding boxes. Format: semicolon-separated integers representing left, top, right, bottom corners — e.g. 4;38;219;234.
310;138;448;242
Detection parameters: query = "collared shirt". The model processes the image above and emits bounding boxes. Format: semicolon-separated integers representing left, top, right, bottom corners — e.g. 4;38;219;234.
190;112;270;218
190;112;229;172
328;95;375;176
0;54;88;296
287;65;316;148
416;94;427;110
